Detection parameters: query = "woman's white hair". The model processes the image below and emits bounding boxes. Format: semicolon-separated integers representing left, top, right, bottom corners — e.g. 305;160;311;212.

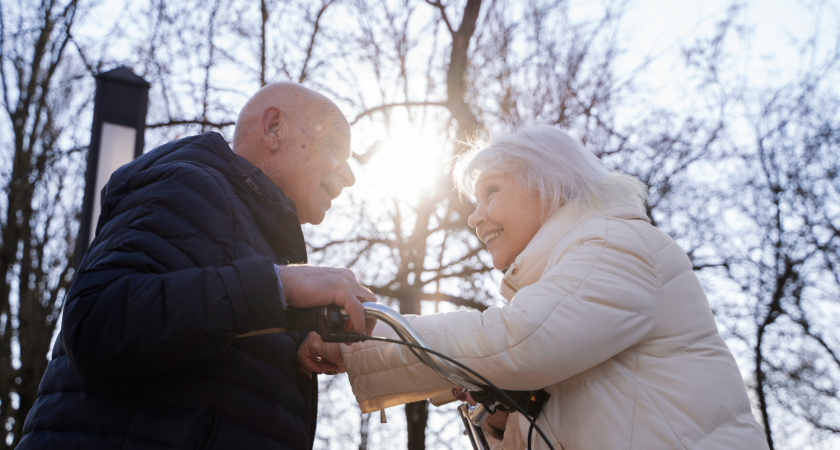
453;124;647;219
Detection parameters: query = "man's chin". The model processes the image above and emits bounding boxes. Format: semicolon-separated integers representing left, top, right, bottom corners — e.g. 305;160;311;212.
299;209;328;225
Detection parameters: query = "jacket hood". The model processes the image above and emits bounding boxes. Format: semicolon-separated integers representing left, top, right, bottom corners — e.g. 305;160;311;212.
106;132;292;206
98;132;300;236
500;191;650;301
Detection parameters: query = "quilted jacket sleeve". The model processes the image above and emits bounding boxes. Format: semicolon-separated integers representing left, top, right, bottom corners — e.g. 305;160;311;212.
62;161;287;383
342;218;659;412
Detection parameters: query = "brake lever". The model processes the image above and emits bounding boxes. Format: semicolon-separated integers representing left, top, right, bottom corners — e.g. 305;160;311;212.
316;305;366;343
470;388;551;418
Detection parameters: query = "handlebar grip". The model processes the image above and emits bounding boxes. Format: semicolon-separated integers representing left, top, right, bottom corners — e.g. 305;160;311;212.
237;306;365;342
236;306;322;338
284;306;321;333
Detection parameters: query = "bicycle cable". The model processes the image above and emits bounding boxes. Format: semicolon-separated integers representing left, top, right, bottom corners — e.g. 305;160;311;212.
354;335;555;450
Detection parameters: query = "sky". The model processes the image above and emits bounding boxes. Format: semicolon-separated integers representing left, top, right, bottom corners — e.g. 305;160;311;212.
619;0;834;106
73;0;839;207
348;0;839;216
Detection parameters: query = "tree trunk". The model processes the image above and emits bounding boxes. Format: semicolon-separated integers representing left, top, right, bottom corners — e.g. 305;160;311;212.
405;401;429;450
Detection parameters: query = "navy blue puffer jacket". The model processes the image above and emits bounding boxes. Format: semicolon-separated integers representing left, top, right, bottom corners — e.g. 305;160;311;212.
20;132;318;449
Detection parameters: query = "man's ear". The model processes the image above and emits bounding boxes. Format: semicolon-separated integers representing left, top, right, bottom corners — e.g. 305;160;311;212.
261;107;286;153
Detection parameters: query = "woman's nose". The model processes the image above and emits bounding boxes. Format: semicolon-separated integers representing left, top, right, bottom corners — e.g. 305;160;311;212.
467;204;483;229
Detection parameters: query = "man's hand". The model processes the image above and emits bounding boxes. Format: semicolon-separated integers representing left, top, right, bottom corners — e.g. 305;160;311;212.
297;332;343;378
277;264;376;335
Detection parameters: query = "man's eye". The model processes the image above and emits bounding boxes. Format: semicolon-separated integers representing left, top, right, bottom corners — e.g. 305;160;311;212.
320;141;338;157
323;140;348;159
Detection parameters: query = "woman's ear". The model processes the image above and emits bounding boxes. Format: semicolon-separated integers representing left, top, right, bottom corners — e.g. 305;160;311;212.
261;107;286;152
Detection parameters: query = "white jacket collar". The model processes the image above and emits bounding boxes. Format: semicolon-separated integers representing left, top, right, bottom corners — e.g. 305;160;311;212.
500;197;649;301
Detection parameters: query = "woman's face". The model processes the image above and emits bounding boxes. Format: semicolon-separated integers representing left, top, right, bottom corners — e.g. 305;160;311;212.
468;173;545;270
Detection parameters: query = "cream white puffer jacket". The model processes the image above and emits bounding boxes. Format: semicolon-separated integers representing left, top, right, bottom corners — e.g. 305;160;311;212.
342;194;768;449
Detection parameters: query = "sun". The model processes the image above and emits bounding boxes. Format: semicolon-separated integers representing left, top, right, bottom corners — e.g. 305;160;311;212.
358;122;448;203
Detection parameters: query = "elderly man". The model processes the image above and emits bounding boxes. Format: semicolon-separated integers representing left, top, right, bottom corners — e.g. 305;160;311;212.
18;83;374;449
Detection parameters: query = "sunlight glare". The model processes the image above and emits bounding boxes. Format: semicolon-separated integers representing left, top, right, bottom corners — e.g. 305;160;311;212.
361;124;447;203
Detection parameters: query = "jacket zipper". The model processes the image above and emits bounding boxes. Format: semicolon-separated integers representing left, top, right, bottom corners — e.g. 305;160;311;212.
242;175;261;198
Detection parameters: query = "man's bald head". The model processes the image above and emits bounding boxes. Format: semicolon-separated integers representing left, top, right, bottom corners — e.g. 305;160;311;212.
233;82;354;224
234;83;339;152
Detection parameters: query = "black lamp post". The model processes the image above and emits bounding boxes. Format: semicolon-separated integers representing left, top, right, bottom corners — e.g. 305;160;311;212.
76;67;150;266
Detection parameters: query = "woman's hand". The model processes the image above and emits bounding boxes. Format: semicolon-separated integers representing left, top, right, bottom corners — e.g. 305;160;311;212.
483;409;509;440
453;388;509;440
297;332;344;378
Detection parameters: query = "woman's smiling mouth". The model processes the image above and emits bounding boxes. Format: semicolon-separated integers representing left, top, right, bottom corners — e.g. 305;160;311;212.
483;229;503;244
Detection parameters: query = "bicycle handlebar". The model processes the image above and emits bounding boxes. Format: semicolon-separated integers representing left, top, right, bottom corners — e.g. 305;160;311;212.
359;303;493;450
330;303;551;450
361;303;485;392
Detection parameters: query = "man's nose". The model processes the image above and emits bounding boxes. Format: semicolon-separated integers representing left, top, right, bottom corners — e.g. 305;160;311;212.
338;160;355;188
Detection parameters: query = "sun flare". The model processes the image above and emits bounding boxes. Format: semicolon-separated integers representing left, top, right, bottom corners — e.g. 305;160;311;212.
359;123;448;203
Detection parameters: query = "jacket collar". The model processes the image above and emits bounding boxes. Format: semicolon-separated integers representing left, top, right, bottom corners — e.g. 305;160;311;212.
106;132;306;262
191;133;298;212
500;197;649;301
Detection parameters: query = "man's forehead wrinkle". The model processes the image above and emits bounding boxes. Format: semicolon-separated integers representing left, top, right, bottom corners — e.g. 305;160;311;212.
300;105;347;132
320;111;351;146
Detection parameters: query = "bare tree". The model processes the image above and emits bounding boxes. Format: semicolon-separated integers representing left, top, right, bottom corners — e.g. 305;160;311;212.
662;3;840;448
722;80;840;449
0;0;89;447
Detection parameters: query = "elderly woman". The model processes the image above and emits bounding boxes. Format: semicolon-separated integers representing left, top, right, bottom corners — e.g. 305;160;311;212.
329;125;768;449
